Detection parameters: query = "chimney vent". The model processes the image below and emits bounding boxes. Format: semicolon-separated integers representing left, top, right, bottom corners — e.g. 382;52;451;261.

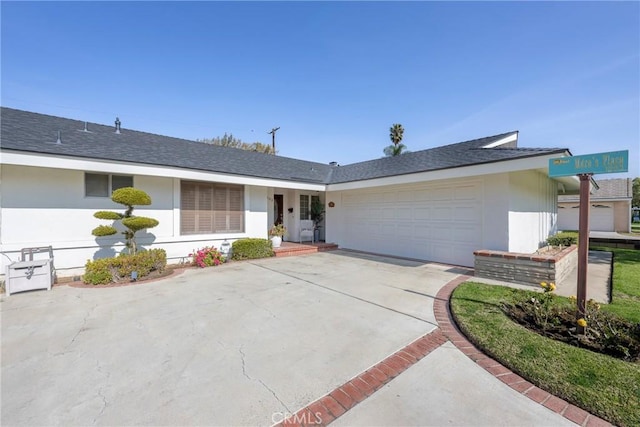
329;161;339;167
115;117;121;134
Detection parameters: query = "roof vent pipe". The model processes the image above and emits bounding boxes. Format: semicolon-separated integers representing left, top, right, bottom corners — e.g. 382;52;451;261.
115;117;121;134
84;121;89;132
56;130;61;144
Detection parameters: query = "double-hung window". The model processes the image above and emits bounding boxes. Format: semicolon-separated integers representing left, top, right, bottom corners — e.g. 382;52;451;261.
299;194;320;220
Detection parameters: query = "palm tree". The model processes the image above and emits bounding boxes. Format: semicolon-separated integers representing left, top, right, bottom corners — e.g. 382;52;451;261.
384;123;408;157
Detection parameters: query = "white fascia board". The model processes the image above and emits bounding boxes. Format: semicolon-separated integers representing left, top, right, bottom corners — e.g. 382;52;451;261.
482;132;518;148
1;151;326;191
327;152;567;192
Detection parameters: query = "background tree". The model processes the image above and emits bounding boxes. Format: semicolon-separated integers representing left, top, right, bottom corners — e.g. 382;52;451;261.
383;123;409;157
633;177;639;208
92;187;159;255
198;133;275;154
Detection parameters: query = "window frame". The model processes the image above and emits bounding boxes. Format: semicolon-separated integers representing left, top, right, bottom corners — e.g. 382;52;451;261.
85;173;133;198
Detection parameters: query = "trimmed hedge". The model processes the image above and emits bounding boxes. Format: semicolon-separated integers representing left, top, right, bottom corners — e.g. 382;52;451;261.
231;238;274;260
83;248;167;285
547;231;578;247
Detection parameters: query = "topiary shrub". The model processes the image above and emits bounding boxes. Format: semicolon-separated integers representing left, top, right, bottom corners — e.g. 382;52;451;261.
91;187;159;255
83;249;167;285
547;231;578;247
231;238;274;260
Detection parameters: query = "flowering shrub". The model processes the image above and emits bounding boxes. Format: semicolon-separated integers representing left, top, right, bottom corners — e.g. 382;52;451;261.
502;283;640;361
190;246;225;268
269;224;287;237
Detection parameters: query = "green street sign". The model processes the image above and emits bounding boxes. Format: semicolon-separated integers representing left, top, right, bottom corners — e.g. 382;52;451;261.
549;150;628;177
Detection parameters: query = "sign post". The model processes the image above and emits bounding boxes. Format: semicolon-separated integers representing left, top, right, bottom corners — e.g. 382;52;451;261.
549;150;628;334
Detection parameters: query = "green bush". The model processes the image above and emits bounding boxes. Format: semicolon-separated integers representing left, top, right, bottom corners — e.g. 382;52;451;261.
83;248;167;285
231;238;274;260
547;231;578;247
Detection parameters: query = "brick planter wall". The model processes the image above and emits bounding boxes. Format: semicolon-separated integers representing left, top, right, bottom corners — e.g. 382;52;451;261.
473;245;577;286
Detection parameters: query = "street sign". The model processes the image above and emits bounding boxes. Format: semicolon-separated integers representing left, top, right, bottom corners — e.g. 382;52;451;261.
548;149;629;334
549;150;628;177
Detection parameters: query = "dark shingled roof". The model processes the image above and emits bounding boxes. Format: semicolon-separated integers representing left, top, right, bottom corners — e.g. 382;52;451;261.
559;178;632;202
1;107;568;185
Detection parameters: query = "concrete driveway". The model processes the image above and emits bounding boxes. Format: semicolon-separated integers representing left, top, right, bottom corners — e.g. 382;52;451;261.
2;251;453;426
1;250;578;426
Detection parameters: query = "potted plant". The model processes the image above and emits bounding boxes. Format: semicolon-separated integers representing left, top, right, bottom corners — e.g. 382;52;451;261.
269;223;287;248
310;199;325;242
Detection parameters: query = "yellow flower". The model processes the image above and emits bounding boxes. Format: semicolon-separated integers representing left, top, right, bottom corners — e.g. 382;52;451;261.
577;318;587;328
540;282;548;289
569;295;577;301
549;283;556;292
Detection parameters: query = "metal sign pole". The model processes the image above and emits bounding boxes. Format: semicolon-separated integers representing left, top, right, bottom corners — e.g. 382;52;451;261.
576;173;592;334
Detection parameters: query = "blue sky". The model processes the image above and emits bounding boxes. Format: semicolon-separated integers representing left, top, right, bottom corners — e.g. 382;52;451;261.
2;1;639;178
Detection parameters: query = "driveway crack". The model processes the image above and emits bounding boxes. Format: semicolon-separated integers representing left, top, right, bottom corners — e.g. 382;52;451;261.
239;346;290;412
251;262;437;326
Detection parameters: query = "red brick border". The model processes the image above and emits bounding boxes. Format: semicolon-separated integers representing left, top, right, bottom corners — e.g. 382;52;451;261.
274;328;447;427
435;276;613;427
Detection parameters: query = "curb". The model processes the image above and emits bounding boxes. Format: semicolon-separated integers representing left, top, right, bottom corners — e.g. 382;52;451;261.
435;276;613;427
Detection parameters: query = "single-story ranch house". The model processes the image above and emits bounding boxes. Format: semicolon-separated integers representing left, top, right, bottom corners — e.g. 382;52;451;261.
558;178;632;232
1;107;584;277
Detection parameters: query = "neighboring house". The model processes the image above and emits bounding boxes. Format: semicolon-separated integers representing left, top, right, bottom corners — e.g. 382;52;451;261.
0;107;581;276
558;178;633;232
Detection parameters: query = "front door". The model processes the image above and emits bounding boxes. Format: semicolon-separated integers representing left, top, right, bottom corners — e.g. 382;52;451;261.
274;194;284;225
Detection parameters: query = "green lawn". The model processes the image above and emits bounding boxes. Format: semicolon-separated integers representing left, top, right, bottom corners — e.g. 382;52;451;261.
632;223;640;233
450;247;640;426
596;247;640;322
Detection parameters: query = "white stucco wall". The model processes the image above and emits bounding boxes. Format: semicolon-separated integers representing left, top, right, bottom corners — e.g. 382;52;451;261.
507;170;558;253
0;165;271;276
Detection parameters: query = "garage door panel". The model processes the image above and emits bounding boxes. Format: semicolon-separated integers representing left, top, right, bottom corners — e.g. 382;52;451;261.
453;227;481;244
433;207;452;220
413;224;430;239
455;185;477;200
432;226;452;241
432;188;452;200
341;181;482;267
382;208;395;220
397;208;412;220
454;206;479;222
414;208;430;220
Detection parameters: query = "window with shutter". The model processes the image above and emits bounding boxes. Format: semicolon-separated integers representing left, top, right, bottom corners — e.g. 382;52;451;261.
181;181;244;235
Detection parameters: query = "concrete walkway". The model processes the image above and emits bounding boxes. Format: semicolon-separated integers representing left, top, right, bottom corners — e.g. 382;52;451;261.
1;251;610;426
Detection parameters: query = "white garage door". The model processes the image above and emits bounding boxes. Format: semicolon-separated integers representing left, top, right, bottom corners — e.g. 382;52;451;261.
558;205;579;231
341;182;483;267
591;204;614;231
557;203;614;232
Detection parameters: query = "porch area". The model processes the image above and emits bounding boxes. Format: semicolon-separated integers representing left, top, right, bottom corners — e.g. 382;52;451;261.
273;241;339;257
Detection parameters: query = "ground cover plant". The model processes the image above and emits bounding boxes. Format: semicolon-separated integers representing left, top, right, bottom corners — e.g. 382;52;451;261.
451;246;640;426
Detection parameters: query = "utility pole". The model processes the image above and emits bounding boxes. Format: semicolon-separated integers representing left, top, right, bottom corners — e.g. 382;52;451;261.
268;127;280;154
